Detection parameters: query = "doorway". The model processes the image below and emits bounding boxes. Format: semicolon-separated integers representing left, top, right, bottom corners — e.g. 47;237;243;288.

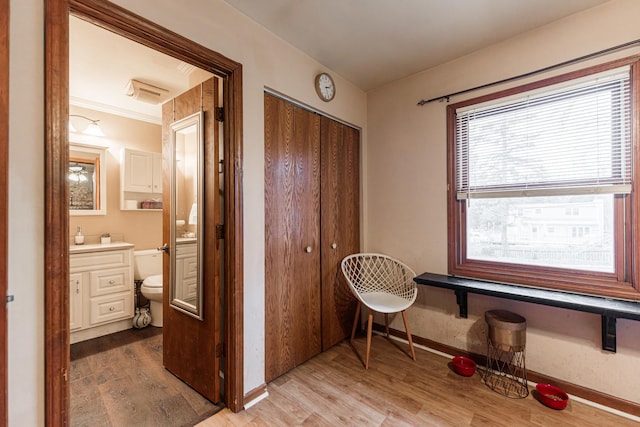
45;1;244;424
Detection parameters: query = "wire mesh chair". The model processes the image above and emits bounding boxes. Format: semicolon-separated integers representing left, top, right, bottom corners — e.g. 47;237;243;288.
341;253;418;369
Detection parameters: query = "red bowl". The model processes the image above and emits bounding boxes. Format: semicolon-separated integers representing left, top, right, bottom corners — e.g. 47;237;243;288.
451;356;476;376
536;383;569;410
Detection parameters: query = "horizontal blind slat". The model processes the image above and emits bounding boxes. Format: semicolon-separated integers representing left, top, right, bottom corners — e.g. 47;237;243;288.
455;66;631;198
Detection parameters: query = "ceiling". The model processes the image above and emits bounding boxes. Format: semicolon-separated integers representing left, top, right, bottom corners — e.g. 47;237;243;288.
224;0;609;91
70;16;200;124
70;1;610;122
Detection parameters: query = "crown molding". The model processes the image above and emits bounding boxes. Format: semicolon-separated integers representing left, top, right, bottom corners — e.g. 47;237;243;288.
69;96;161;124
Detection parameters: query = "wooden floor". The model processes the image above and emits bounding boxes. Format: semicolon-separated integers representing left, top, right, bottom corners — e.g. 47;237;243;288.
199;335;638;427
70;327;223;426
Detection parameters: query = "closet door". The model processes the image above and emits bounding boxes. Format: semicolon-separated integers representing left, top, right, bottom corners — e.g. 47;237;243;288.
320;117;360;350
264;93;322;382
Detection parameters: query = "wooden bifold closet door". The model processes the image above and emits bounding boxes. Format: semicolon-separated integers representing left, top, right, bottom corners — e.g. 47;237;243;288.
264;93;360;382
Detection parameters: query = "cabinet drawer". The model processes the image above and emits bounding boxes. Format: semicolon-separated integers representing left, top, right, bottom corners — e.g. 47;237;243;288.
183;257;198;279
89;293;133;325
90;268;132;297
176;243;197;256
71;250;131;271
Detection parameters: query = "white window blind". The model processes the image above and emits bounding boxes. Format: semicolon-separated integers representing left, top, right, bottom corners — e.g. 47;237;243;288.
455;66;632;200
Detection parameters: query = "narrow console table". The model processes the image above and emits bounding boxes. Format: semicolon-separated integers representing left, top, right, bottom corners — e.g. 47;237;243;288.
413;272;640;353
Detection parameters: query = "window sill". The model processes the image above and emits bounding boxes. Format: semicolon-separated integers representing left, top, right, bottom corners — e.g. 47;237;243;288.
413;272;640;352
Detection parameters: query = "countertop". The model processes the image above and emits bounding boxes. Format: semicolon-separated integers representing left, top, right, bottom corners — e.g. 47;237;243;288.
70;241;135;254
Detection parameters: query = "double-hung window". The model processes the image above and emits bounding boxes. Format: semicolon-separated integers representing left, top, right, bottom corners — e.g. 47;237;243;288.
447;57;639;298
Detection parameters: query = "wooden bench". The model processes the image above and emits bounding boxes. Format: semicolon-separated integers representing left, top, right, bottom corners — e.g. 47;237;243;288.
413;272;640;352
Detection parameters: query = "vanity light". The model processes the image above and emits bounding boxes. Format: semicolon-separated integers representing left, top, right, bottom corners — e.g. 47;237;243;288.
68;165;88;182
69;114;106;137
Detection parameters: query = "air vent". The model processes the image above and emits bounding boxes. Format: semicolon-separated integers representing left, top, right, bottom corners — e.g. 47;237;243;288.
124;79;170;104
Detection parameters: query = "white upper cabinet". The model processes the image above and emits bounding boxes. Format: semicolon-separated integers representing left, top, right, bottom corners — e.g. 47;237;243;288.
152;152;162;193
120;148;163;210
122;148;154;192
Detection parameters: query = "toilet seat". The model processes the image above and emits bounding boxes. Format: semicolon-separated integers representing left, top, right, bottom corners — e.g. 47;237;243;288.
143;274;163;288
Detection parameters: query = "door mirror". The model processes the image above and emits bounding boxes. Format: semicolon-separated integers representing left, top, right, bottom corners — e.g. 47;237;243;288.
169;111;204;319
69;143;107;215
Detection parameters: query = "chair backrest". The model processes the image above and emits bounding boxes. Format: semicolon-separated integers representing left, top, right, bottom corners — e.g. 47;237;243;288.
341;253;417;304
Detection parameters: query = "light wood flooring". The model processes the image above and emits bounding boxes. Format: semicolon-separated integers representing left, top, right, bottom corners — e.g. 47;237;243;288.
199;335;638;426
70;327;223;426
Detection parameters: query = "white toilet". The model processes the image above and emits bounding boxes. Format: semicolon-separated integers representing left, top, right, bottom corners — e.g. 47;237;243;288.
133;249;163;327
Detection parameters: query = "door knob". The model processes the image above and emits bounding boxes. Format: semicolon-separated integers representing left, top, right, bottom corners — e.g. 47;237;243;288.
331;243;337;249
158;243;169;254
305;246;312;253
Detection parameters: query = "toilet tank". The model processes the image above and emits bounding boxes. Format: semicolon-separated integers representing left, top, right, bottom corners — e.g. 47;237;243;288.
133;249;163;280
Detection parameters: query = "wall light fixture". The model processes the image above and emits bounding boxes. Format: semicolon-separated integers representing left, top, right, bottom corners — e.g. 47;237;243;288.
69;114;105;137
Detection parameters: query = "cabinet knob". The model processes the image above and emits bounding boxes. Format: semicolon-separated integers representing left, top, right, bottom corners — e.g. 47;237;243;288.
331;243;337;249
109;306;115;312
109;280;115;284
305;246;312;253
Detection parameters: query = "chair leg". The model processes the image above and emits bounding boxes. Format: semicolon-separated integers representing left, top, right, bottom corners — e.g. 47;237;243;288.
365;310;374;369
401;310;416;361
350;301;361;345
384;313;389;337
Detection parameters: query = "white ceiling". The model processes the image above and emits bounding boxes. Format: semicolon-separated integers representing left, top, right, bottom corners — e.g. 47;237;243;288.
70;16;198;123
224;0;609;91
70;1;609;120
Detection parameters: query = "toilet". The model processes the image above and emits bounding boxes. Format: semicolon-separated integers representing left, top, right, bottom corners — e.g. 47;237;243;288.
133;249;163;327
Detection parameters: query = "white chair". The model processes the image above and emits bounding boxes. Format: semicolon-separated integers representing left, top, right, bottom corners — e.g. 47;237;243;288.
341;253;418;369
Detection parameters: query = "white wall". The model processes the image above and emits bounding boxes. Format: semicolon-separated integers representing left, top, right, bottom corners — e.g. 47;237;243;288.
8;1;45;425
8;0;367;424
366;0;640;404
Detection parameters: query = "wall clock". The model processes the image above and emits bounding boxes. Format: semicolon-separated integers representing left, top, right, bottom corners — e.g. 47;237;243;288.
315;72;335;102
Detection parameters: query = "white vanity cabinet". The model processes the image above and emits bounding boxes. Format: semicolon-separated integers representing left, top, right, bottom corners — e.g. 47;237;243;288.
69;273;83;331
175;240;197;302
70;242;135;343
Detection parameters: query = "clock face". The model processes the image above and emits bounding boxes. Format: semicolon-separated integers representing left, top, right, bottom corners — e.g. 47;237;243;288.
315;73;335;101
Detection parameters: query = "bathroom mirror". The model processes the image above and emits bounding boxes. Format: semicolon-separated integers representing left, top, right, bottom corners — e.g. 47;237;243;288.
69;143;107;215
170;111;204;319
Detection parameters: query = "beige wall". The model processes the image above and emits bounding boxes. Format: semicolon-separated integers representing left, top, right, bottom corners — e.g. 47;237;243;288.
107;0;369;399
9;0;367;424
9;1;44;424
11;0;640;424
69;105;163;251
367;0;640;405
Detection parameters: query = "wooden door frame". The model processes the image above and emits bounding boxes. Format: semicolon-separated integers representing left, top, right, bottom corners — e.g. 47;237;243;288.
0;0;8;423
45;0;244;424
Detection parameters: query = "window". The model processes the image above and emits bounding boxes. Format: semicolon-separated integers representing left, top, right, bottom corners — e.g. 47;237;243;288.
447;57;639;298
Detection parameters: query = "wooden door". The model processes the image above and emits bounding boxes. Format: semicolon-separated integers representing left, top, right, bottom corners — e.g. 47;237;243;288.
161;77;222;402
320;117;360;350
264;93;322;382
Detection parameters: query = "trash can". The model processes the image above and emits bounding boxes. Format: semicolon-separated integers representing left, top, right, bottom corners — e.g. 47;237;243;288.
484;309;529;398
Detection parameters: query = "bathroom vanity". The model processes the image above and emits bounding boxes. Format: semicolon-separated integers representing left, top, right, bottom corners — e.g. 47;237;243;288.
174;238;197;305
70;242;135;343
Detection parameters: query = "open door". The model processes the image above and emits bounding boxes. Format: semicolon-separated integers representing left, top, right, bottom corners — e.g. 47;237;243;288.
161;77;222;402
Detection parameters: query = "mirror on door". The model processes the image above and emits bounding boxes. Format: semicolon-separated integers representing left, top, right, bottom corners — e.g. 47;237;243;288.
170;111;204;319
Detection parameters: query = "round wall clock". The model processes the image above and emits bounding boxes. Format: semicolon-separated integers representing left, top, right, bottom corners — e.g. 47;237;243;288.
315;72;335;102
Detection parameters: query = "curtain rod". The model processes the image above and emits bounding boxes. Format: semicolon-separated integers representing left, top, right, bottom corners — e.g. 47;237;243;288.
416;37;640;106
